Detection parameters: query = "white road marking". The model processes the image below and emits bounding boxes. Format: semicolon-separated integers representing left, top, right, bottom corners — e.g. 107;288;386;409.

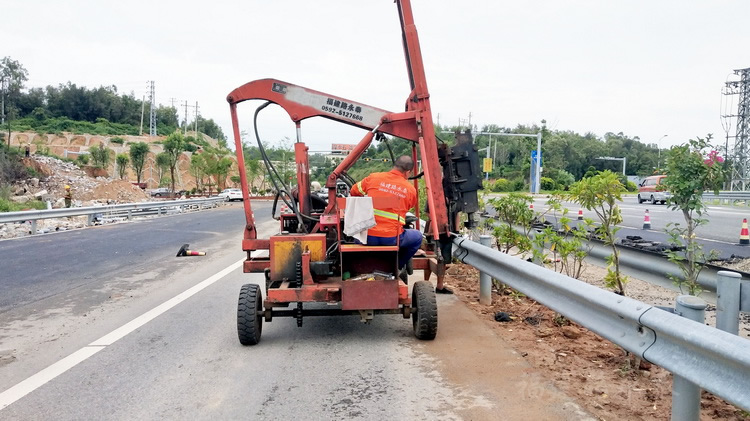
0;258;245;411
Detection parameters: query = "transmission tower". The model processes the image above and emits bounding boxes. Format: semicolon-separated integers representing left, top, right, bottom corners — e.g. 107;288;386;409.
724;68;750;190
148;81;157;136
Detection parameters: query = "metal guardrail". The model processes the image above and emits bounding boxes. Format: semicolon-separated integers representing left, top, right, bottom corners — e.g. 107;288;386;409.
705;191;750;204
452;236;750;411
0;197;225;234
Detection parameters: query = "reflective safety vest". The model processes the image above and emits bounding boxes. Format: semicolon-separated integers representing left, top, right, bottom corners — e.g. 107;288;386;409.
350;169;417;238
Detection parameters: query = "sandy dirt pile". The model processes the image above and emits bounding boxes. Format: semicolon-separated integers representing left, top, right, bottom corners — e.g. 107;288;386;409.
444;256;749;421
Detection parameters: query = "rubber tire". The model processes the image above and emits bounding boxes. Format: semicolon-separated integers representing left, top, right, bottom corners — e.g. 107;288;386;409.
412;281;437;340
237;283;263;345
637;194;644;204
650;195;657;205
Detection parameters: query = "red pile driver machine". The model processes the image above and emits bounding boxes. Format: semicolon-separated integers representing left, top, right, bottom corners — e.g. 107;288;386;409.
228;0;482;345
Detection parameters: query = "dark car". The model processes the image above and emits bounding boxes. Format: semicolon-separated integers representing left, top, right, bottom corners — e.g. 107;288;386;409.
150;188;187;198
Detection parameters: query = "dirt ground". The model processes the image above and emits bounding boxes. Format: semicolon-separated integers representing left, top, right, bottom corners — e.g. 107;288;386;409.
444;256;750;421
13;155;150;206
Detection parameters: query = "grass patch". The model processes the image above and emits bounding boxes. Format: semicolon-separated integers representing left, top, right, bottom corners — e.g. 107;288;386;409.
0;198;47;213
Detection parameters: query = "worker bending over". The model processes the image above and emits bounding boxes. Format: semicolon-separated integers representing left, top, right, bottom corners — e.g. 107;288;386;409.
350;156;422;274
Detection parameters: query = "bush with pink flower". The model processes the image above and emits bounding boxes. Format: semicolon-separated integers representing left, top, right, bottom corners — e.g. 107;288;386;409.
662;135;727;294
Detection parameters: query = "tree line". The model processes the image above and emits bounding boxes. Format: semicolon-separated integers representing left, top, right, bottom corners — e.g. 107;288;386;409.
234;121;677;195
0;56;226;141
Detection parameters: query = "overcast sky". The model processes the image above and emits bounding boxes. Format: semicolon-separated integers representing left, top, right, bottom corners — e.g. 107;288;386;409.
4;0;750;153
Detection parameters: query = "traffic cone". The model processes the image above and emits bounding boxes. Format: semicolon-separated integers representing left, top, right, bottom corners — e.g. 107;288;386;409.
529;203;534;210
577;209;583;220
740;219;750;245
642;209;651;230
176;243;207;257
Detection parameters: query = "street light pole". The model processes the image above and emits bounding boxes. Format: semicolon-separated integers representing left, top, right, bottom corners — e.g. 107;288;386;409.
657;134;668;171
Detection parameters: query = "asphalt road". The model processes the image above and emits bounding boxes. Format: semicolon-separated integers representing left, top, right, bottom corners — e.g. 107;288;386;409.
0;201;592;420
0;201;263;314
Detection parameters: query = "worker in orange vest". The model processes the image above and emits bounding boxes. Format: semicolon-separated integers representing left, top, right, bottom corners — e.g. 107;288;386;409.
350;156;422;276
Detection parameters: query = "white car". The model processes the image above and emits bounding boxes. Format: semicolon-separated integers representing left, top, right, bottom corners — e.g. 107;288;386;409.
219;188;243;202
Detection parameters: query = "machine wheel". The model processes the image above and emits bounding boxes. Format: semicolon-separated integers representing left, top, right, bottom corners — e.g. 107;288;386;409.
637;194;644;204
237;283;263;345
412;281;437;340
650;195;657;205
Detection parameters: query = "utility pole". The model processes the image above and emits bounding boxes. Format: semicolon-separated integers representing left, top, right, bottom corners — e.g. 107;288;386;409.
194;101;199;136
170;97;177;109
0;78;5;125
182;101;189;135
148;81;156;136
139;94;145;136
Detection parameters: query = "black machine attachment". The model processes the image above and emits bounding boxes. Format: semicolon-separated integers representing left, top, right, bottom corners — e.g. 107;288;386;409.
439;129;483;231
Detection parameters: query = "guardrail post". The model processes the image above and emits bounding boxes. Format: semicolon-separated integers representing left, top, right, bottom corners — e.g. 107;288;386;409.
479;235;493;305
672;295;706;421
30;220;37;235
742;280;750;314
87;214;93;226
716;271;741;335
127;210;132;220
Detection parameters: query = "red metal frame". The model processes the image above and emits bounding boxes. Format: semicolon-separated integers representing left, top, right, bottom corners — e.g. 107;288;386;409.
227;0;444;313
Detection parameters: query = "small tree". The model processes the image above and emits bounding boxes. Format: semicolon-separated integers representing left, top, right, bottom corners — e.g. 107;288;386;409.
488;193;534;254
163;132;186;195
116;153;129;179
662;136;726;295
0;57;29;147
543;197;594;279
90;144;111;169
129;142;150;184
156;152;170;186
568;170;628;295
246;159;261;191
190;153;206;192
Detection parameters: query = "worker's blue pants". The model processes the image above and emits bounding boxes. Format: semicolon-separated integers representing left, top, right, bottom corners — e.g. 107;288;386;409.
367;229;423;269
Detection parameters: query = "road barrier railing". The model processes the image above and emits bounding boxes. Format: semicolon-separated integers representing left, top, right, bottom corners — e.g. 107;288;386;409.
705;191;750;205
452;235;750;412
0;197;225;234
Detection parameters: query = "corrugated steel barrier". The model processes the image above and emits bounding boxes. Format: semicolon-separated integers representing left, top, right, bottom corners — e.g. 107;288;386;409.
452;235;750;412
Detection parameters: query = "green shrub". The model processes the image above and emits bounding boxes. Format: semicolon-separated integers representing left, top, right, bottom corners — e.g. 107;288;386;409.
77;154;90;165
540;177;557;191
551;169;575;190
0;198;47;212
90;144;111;168
110;137;125;145
625;180;638;192
490;178;511;192
0;147;29;184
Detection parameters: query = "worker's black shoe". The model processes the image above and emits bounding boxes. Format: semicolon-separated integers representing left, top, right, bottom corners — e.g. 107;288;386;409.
435;287;453;294
399;268;409;284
